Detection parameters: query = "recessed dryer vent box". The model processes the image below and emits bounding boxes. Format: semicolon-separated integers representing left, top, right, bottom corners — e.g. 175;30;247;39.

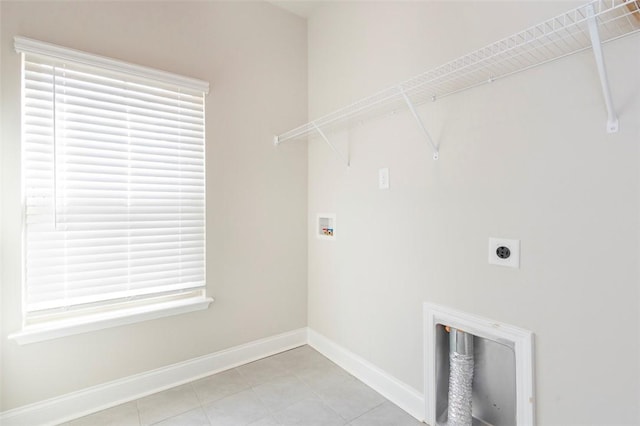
317;214;336;240
424;303;535;426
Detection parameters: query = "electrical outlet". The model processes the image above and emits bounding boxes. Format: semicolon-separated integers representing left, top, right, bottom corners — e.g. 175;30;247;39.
379;168;389;190
488;237;520;268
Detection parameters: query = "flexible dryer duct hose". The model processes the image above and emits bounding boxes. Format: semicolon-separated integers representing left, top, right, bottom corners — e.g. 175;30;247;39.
447;328;475;426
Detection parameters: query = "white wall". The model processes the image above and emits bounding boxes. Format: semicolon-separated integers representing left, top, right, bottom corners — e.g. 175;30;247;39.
0;1;308;411
307;2;640;425
0;0;4;415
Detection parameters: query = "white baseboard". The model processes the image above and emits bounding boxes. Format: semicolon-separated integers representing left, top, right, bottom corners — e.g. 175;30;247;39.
0;328;307;426
307;328;425;422
1;327;425;426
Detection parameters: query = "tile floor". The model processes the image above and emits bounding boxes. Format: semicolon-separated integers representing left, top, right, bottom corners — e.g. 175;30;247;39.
60;345;423;426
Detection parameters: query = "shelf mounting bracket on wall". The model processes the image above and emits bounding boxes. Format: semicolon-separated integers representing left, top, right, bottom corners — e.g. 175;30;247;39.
586;4;619;133
399;87;439;160
313;122;350;167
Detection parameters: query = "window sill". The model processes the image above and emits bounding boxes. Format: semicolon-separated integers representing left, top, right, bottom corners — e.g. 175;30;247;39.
8;296;214;345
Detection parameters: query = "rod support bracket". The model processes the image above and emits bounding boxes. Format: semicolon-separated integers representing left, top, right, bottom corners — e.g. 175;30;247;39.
273;135;280;146
607;119;619;134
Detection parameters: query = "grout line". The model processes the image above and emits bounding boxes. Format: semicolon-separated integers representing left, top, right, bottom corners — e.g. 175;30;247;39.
135;399;142;426
345;399;388;424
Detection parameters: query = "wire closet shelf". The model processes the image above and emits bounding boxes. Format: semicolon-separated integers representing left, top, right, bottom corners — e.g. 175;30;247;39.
274;0;640;146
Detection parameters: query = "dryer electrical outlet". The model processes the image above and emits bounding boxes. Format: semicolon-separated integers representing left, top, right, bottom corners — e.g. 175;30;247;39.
488;238;520;268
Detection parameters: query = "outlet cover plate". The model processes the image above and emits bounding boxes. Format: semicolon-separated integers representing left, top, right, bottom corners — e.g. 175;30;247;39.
489;237;520;268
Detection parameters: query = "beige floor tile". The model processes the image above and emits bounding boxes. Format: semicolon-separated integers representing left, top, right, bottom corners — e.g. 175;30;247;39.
295;362;354;393
137;384;200;425
151;407;210;426
270;346;332;371
192;368;251;404
247;415;281;425
236;356;290;386
273;398;346;426
348;401;423;425
252;374;318;412
203;388;269;425
68;401;139;426
315;378;386;422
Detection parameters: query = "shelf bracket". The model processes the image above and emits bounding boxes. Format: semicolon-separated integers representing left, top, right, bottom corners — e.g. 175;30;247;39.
399;87;439;160
313;122;350;167
586;4;619;133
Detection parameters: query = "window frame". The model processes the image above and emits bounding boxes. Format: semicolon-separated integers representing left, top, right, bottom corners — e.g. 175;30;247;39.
9;37;212;345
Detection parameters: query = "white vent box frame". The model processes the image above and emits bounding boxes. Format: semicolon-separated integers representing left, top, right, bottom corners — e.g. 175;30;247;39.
424;302;535;426
317;214;336;240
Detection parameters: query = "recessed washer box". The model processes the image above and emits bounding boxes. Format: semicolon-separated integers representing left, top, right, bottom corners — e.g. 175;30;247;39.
317;214;336;240
488;237;520;268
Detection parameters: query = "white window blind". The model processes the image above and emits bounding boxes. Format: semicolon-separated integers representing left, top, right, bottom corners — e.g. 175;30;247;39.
18;37;209;316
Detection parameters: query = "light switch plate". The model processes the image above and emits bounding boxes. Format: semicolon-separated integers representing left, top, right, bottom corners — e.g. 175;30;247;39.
379;168;389;190
488;237;520;268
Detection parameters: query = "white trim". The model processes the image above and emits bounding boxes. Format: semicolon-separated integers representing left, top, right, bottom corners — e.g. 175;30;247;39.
0;327;307;426
307;328;425;422
9;296;214;345
423;302;535;426
14;36;210;93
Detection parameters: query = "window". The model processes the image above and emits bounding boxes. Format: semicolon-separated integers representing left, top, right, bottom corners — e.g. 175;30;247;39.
11;37;212;344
